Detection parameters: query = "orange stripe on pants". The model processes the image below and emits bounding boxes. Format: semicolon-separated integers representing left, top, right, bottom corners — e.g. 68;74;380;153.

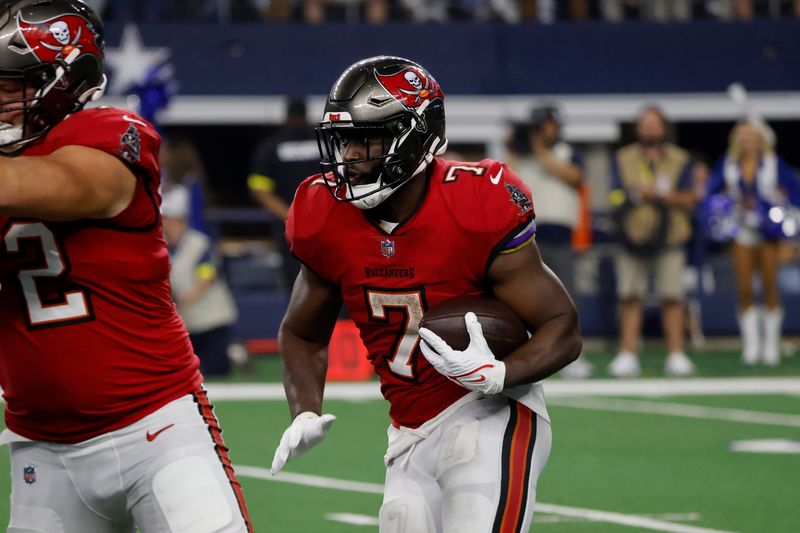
493;401;536;533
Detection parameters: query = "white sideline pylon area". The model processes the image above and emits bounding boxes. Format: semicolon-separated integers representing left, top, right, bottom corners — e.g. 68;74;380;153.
1;377;794;404
198;377;800;402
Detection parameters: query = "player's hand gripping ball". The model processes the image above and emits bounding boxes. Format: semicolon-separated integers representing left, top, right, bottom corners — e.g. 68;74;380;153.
418;296;529;394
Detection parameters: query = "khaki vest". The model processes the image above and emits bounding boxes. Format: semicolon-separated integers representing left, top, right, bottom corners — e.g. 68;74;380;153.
615;143;692;246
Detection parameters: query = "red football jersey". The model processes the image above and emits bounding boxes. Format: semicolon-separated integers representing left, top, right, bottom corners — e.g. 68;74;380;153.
0;107;202;443
287;158;536;428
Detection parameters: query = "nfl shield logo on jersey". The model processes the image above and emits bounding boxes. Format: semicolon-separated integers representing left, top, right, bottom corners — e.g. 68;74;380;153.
381;239;395;258
23;465;36;484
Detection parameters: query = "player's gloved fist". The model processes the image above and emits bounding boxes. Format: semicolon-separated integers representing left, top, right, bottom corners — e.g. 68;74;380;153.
418;312;506;395
271;411;336;475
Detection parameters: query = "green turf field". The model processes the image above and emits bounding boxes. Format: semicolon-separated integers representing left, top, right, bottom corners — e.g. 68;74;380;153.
2;348;799;532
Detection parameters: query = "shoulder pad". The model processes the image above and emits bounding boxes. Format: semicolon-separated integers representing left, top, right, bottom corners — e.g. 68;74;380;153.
437;158;534;234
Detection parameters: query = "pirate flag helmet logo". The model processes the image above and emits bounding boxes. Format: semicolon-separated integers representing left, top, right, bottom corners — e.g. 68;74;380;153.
16;12;101;63
375;66;443;110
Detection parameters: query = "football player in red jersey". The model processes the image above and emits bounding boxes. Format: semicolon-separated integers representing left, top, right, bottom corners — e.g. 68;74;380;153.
0;2;251;532
272;56;582;532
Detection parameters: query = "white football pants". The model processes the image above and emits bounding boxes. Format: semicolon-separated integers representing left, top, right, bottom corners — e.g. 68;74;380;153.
380;394;552;533
3;391;252;533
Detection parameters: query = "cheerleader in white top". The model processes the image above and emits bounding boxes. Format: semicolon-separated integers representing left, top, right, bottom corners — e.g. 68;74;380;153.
706;121;800;366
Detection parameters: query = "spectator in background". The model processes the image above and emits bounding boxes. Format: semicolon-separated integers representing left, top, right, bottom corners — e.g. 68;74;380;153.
163;186;239;377
706;121;800;366
508;104;593;378
600;0;692;21
161;135;211;236
304;0;388;22
248;97;319;288
685;153;713;349
726;0;800;20
608;105;697;377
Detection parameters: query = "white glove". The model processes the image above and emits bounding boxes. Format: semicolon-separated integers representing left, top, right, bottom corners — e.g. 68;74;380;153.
271;411;336;475
418;312;506;395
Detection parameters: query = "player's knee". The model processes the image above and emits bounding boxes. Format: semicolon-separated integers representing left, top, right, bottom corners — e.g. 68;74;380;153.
378;495;435;533
8;504;64;533
436;418;479;477
151;456;236;533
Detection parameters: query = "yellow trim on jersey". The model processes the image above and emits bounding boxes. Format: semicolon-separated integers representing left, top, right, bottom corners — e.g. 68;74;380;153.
499;235;535;255
195;263;217;281
248;174;276;193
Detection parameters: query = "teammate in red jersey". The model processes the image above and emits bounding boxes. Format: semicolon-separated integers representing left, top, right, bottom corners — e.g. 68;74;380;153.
272;56;581;532
0;2;250;532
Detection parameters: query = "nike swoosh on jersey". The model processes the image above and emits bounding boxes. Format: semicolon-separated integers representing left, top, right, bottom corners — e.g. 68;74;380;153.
490;167;504;185
145;423;175;442
122;115;148;127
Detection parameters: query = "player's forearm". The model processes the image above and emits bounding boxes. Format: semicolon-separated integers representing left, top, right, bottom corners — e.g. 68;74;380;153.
502;312;582;387
0;158;37;216
0;151;129;220
278;326;329;419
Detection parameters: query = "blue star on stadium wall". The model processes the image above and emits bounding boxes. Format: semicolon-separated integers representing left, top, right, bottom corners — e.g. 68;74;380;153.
105;24;170;95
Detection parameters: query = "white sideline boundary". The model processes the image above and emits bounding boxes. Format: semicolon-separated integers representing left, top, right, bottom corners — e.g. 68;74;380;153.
1;378;796;405
203;377;800;402
235;466;737;533
547;397;800;428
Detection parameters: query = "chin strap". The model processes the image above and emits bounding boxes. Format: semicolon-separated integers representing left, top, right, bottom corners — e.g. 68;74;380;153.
349;135;448;210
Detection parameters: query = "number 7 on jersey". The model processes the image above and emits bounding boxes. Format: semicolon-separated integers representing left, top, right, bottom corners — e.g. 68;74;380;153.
366;288;426;380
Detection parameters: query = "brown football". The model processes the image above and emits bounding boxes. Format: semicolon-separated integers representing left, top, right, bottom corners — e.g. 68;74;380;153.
419;295;529;360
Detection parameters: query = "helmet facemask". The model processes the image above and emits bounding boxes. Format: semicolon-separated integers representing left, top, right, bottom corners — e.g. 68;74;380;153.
0;48;106;154
317;111;446;210
0;72;36;149
317;116;409;210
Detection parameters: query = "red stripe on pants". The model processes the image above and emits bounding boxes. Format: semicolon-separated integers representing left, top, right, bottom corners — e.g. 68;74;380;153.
193;389;254;533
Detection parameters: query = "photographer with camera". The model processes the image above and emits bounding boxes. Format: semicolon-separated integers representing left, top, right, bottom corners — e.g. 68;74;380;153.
608;105;698;377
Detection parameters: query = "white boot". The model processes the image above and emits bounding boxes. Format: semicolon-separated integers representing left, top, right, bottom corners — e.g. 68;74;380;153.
739;306;761;366
762;307;784;366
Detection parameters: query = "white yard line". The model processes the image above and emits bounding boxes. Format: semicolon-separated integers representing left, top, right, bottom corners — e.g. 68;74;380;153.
547;397;800;428
0;378;796;405
202;377;800;402
236;466;384;494
729;439;800;453
235;465;737;533
325;511;702;527
325;513;378;526
534;504;735;533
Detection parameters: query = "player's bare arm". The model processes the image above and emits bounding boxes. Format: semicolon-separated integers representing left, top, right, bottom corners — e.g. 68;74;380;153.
488;240;582;387
279;265;342;418
272;265;341;473
0;145;136;221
